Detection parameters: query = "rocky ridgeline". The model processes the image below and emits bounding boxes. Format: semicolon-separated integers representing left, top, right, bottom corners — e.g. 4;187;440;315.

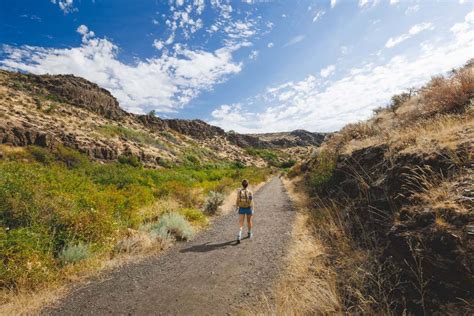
0;70;324;167
1;70;324;150
12;71;127;120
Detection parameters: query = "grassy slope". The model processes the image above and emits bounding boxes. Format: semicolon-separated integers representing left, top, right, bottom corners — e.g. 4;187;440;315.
0;144;270;301
287;61;473;314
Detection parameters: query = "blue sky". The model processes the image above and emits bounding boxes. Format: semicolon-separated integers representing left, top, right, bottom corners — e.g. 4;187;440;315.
1;0;473;133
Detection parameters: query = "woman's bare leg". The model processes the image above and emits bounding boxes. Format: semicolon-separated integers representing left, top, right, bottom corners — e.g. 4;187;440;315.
237;214;245;240
246;215;253;235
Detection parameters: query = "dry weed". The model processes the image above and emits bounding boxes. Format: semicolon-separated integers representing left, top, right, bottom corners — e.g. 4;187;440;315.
242;177;341;315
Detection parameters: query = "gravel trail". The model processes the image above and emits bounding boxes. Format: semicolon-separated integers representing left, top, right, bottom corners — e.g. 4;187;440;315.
44;176;295;315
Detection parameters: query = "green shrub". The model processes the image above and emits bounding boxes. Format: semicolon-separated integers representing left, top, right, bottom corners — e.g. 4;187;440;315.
118;155;142;168
98;125;166;149
58;243;90;265
184;154;200;166
307;150;336;192
0;227;56;290
54;145;88;168
279;159;296;169
245;148;280;167
179;208;208;226
203;191;225;215
29;146;54;165
149;213;194;241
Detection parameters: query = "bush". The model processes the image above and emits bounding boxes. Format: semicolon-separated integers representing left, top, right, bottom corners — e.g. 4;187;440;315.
279;159;296;169
0;227;56;290
29;146;54;165
184;154;201;166
58;243;90;265
54;145;88;168
149;213;193;241
179;208;208;226
287;163;303;178
306;150;336;193
422;67;473;115
203;191;225;215
118;155;142;168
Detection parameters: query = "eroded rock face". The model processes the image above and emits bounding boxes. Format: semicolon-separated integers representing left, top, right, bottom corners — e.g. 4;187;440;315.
249;129;327;148
12;72;126;120
314;143;473;314
0;126;55;148
166;119;226;140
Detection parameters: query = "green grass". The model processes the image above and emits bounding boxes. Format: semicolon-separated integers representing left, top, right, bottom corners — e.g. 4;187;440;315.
98;125;168;150
306;149;336;193
0;145;270;290
245;147;295;169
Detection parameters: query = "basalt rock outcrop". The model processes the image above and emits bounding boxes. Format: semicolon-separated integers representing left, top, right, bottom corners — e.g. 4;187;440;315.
309;142;473;314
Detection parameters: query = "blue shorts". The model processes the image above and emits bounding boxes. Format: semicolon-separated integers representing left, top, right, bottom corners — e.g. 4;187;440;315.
238;207;253;215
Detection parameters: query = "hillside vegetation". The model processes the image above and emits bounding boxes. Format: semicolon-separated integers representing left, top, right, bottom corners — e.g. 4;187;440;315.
0;144;269;299
0;70;296;305
290;60;473;314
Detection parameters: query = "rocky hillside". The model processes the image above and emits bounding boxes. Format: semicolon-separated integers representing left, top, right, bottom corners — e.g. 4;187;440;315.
250;130;327;147
296;60;473;314
0;70;321;167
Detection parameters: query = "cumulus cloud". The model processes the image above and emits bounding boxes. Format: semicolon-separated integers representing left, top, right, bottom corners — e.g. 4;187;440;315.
210;12;474;133
283;35;305;47
385;22;434;48
389;0;399;4
1;26;244;114
267;42;274;48
330;0;337;9
50;0;76;14
320;64;336;78
249;50;259;60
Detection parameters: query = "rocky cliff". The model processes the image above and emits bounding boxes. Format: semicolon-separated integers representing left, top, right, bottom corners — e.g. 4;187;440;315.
0;70;323;167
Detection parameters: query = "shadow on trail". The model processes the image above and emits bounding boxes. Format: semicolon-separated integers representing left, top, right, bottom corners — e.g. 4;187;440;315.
180;238;249;253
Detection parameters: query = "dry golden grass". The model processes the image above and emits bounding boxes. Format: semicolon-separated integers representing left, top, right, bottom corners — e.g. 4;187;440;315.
242;176;341;315
323;62;474;157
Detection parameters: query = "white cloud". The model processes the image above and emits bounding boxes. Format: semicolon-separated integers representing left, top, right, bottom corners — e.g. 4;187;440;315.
210;12;474;133
312;10;326;23
330;0;337;9
358;0;379;8
385;22;434;48
340;46;348;55
51;0;76;14
153;40;165;50
249;50;259;60
405;4;420;15
267;42;274;48
1;26;245;114
389;0;399;4
320;64;336;78
283;35;305;47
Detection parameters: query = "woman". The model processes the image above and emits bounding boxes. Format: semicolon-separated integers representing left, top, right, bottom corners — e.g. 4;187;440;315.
236;179;254;243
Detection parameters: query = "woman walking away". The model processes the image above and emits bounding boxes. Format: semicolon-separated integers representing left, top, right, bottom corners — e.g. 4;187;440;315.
236;179;254;243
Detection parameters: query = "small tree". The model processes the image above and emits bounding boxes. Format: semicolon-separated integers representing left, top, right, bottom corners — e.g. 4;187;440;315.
148;110;156;117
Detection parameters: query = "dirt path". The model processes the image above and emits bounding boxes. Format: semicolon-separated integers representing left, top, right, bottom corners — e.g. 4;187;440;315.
43;177;295;315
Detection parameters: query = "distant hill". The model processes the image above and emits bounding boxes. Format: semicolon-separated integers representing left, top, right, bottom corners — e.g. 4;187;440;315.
249;130;327;148
0;70;323;167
